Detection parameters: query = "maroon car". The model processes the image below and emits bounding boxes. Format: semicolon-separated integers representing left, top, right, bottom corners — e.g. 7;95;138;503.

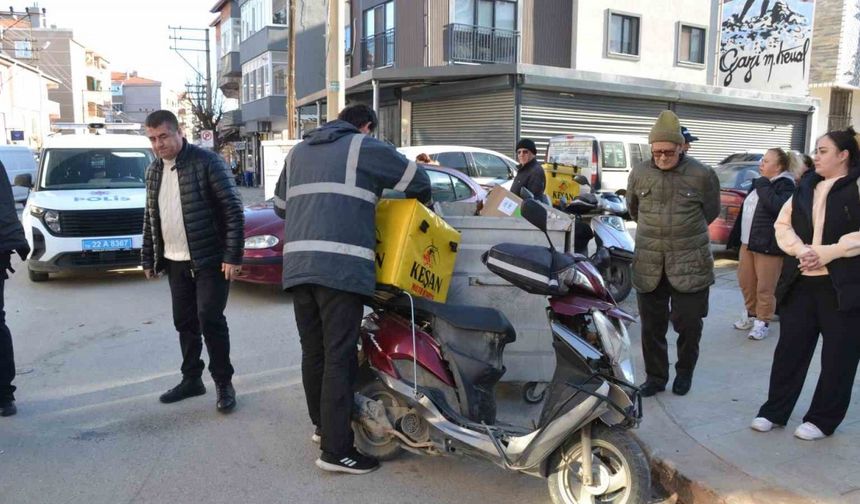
708;162;761;245
237;164;486;285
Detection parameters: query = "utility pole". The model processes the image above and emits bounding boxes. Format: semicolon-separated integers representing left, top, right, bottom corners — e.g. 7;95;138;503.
326;0;345;119
287;0;296;138
169;26;212;111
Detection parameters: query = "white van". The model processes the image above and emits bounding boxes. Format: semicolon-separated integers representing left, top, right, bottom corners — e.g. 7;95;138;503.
18;132;154;281
0;145;37;203
545;133;650;194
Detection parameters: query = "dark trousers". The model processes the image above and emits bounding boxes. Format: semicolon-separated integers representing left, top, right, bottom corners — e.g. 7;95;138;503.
758;276;860;435
292;284;364;457
166;259;234;383
637;274;710;386
0;278;15;401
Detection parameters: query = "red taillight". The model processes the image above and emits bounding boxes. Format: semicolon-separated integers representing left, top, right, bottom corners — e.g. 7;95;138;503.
591;150;599;187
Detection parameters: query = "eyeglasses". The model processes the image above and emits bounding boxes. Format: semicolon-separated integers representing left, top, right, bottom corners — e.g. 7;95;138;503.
651;149;679;159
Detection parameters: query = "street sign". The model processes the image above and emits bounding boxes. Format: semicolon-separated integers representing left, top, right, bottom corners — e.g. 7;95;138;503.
10;130;24;141
233;141;247;150
200;129;214;148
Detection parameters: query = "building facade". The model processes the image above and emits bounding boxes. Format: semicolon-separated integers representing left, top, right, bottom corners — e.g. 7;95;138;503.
0;53;61;149
293;0;817;166
809;0;860;136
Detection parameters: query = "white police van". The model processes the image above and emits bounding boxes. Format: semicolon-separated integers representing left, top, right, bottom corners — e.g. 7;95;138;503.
18;125;154;281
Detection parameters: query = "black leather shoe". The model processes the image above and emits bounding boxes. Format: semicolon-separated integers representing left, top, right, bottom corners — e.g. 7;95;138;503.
159;377;206;404
0;399;16;417
673;375;692;396
215;381;236;413
638;380;666;397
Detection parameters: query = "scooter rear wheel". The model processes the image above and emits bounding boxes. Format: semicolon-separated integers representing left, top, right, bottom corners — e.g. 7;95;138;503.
547;425;650;504
353;381;404;461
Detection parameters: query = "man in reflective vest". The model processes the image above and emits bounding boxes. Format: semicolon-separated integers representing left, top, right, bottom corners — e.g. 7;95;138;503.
274;104;431;474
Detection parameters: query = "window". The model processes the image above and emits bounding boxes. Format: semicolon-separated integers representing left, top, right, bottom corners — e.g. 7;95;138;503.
608;11;640;57
679;24;706;65
362;1;395;70
220;18;241;55
434;152;470;174
14;40;32;59
452;176;475;200
427;170;457;202
600;142;626;169
455;0;516;30
241;0;287;41
241;51;287;103
829;89;853;131
471;152;511;179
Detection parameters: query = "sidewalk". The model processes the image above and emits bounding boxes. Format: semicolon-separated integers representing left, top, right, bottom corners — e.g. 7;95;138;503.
630;254;860;504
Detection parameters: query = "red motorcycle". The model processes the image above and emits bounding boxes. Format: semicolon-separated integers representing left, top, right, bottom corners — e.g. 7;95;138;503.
354;199;650;504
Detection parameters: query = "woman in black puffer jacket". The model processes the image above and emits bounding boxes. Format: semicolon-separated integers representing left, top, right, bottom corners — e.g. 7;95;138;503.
727;148;800;340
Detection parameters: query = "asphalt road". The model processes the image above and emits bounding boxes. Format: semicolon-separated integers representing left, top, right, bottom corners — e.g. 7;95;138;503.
0;254;552;504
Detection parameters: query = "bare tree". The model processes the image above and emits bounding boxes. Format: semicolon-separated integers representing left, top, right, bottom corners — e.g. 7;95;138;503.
181;80;226;151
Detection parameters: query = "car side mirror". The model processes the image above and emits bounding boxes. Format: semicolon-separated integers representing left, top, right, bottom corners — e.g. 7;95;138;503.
13;173;33;188
574;174;590;186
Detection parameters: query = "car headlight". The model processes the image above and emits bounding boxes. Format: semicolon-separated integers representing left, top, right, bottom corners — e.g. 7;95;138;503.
44;210;61;233
30;205;45;217
592;309;635;384
244;235;279;249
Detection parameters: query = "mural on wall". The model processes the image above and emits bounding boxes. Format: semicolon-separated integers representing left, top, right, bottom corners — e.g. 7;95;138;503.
719;0;816;94
848;1;860;87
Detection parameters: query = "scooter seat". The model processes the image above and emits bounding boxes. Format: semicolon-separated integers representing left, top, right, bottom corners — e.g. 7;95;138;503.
389;296;516;344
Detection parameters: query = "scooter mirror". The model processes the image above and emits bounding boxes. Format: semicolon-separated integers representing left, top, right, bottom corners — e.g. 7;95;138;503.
574;174;590;186
520;187;535;200
522;199;548;233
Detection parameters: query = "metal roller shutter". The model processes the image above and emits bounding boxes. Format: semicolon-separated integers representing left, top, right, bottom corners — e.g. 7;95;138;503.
519;89;669;157
411;90;516;155
674;103;808;166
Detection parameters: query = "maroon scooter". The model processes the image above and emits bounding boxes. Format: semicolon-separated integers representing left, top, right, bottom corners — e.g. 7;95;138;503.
354;199;649;504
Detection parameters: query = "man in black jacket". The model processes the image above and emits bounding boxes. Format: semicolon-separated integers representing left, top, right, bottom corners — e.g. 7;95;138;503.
0;160;30;417
510;138;546;201
142;110;245;413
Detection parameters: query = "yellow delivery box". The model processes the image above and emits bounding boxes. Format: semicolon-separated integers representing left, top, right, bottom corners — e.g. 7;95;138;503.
375;199;461;303
543;162;582;206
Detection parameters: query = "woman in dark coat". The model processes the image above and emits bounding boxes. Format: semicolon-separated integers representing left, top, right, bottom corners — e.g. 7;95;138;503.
728;148;798;340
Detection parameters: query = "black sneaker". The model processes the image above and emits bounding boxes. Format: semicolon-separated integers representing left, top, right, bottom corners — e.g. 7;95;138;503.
0;399;16;417
311;426;321;444
316;449;379;475
638;380;666;397
215;381;236;413
159;377;206;404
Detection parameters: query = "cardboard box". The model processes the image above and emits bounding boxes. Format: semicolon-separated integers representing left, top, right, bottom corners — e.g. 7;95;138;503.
543;163;583;207
375;199;461;303
479;185;523;217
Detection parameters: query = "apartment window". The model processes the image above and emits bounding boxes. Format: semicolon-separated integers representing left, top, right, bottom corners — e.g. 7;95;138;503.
828;89;853;131
241;51;287;103
361;1;395;71
455;0;516;30
678;24;706;66
607;11;640;58
241;0;287;41
14;40;32;59
220;18;241;55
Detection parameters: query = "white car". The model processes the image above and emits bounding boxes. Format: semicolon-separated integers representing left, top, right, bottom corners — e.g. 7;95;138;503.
397;145;517;187
19;133;154;281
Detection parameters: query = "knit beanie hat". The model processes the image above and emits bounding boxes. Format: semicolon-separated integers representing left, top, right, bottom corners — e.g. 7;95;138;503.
516;138;537;155
649;111;685;145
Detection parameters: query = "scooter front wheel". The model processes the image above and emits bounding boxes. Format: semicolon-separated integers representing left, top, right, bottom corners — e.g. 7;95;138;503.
353;381;405;461
600;258;633;302
547;425;650;504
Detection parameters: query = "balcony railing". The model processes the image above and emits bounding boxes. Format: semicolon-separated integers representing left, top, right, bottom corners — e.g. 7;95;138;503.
444;23;518;64
360;28;395;71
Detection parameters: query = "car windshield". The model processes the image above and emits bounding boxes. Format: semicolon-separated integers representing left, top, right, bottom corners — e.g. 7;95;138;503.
714;163;760;190
40;148;154;190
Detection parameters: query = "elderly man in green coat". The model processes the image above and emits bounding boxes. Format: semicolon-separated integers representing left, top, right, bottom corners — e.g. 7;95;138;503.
627;111;721;397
